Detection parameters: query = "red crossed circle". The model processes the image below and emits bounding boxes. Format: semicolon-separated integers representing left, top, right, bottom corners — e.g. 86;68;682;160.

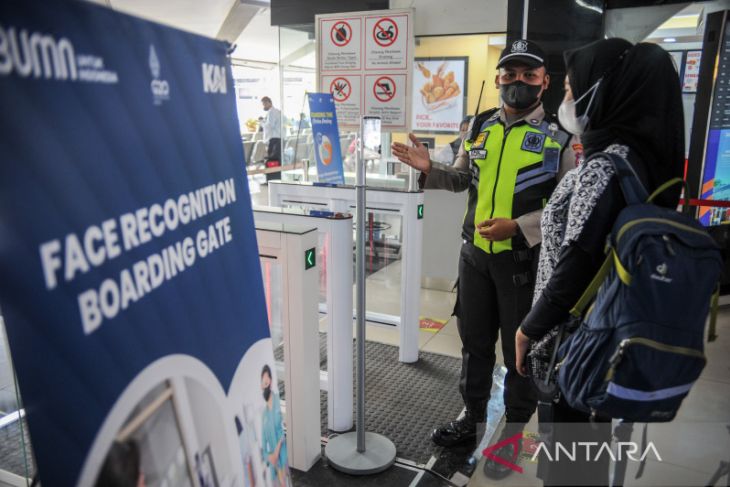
373;18;398;47
373;76;396;102
329;77;351;102
330;21;352;47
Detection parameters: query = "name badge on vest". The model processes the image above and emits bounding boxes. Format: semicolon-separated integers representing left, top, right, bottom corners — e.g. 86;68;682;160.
472;132;488;150
521;132;545;153
543;147;560;173
469;149;487;160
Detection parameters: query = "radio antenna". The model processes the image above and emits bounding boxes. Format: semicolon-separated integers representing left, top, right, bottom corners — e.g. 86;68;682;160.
473;80;485;118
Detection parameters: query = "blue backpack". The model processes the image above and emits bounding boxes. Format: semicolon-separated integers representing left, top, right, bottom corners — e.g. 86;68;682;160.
557;152;722;423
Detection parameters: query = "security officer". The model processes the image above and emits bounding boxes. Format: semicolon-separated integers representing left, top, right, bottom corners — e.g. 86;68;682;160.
391;40;576;478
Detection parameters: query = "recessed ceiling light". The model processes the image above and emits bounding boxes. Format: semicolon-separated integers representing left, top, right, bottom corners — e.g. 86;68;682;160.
664;37;677;43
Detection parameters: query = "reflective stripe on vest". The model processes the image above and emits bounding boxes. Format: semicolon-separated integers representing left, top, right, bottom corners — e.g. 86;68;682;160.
464;122;562;254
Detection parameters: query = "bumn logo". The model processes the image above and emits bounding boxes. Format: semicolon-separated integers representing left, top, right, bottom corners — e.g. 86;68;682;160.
149;45;169;105
0;25;77;80
203;63;227;94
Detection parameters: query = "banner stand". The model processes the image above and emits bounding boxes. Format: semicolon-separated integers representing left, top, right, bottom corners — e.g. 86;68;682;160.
324;119;396;475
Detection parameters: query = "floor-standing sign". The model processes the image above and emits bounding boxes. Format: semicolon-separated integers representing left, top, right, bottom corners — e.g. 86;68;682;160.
317;9;413;131
308;93;346;184
0;2;289;487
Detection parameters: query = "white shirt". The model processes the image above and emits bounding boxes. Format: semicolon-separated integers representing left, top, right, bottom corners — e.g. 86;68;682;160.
262;106;281;142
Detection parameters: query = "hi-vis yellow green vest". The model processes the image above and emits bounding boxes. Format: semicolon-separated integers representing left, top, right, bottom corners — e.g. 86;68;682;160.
462;111;568;254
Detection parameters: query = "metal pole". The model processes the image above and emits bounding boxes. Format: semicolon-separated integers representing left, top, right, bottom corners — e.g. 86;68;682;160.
356;121;366;453
324;118;396;474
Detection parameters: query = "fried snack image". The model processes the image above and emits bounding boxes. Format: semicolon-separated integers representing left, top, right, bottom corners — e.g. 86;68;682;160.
417;62;431;78
418;63;461;110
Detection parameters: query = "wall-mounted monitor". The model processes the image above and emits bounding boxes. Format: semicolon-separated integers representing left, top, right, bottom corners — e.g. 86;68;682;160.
687;10;730;226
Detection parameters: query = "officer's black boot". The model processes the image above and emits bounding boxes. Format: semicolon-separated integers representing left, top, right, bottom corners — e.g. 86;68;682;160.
431;400;487;448
483;422;525;480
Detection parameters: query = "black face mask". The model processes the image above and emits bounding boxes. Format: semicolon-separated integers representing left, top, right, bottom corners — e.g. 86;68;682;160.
500;81;543;110
263;385;271;401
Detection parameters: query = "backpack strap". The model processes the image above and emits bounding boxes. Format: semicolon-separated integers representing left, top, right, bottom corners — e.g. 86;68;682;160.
647;178;688;203
570;247;632;318
648;177;694;215
595;152;649;206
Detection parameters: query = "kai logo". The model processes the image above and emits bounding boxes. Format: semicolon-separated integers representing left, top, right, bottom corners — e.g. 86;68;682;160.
149;45;170;105
203;63;227;94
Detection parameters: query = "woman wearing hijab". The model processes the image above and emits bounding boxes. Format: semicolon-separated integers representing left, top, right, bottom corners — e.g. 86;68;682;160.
513;38;685;486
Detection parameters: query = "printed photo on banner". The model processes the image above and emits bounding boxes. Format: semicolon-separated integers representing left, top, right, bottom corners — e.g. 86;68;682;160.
411;57;468;133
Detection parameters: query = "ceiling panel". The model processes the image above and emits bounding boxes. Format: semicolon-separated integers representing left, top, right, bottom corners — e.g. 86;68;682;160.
106;0;236;37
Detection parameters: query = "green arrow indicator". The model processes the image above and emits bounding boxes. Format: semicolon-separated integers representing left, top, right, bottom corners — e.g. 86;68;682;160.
305;248;316;270
417;204;424;219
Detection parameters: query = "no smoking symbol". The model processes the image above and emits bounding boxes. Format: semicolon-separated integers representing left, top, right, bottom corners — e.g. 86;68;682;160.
373;18;398;47
330;77;351;102
331;21;352;47
373;76;396;102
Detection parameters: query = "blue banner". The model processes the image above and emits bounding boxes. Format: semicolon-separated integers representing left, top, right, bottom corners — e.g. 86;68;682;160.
308;93;345;184
0;1;289;486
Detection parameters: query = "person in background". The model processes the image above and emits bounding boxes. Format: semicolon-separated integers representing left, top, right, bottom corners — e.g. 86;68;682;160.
391;40;577;479
95;440;145;487
516;38;684;486
260;364;288;487
434;116;473;165
259;97;281;163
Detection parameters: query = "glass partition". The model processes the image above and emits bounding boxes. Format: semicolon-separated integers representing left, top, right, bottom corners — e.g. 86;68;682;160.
0;315;35;486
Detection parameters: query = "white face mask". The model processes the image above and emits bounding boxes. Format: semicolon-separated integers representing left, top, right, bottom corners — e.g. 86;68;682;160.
558;79;601;135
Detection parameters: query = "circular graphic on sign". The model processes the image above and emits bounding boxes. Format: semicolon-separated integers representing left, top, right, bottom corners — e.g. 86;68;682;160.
373;76;396;102
330;21;352;47
373;18;398;47
318;134;334;166
330;77;351;102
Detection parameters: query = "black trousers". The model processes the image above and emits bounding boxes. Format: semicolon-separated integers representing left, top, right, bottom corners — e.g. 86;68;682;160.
455;242;538;423
266;137;281;162
265;138;281;181
537;395;611;486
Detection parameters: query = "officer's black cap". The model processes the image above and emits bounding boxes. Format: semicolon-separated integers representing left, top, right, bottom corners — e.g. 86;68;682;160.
497;39;546;69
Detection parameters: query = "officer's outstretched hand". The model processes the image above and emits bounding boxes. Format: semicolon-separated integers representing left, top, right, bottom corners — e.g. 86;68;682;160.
477;218;518;242
391;133;431;174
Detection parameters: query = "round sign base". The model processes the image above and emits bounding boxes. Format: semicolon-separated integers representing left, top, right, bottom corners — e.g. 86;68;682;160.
325;432;396;475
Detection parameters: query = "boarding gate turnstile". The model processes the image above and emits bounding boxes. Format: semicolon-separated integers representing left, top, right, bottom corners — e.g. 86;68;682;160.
268;181;424;364
256;222;321;471
254;207;354;433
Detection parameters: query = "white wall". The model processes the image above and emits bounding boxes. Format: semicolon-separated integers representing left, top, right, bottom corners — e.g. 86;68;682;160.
390;0;507;36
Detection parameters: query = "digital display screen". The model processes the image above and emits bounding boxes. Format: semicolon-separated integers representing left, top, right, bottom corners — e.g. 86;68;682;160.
362;116;381;159
700;18;730;225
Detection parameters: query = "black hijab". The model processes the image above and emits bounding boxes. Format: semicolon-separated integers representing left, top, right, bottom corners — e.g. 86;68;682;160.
564;38;685;207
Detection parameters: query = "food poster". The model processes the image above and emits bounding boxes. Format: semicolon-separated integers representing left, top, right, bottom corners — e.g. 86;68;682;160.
683;50;702;93
411;57;467;133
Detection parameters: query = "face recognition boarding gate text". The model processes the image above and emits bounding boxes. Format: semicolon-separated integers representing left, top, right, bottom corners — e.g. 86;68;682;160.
255;222;321;472
254;207;355;433
268;181;424;364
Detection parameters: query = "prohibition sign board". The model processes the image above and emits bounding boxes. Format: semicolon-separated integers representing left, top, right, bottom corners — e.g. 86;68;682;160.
373;17;398;47
330;77;352;102
330;20;352;47
373;76;396;102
